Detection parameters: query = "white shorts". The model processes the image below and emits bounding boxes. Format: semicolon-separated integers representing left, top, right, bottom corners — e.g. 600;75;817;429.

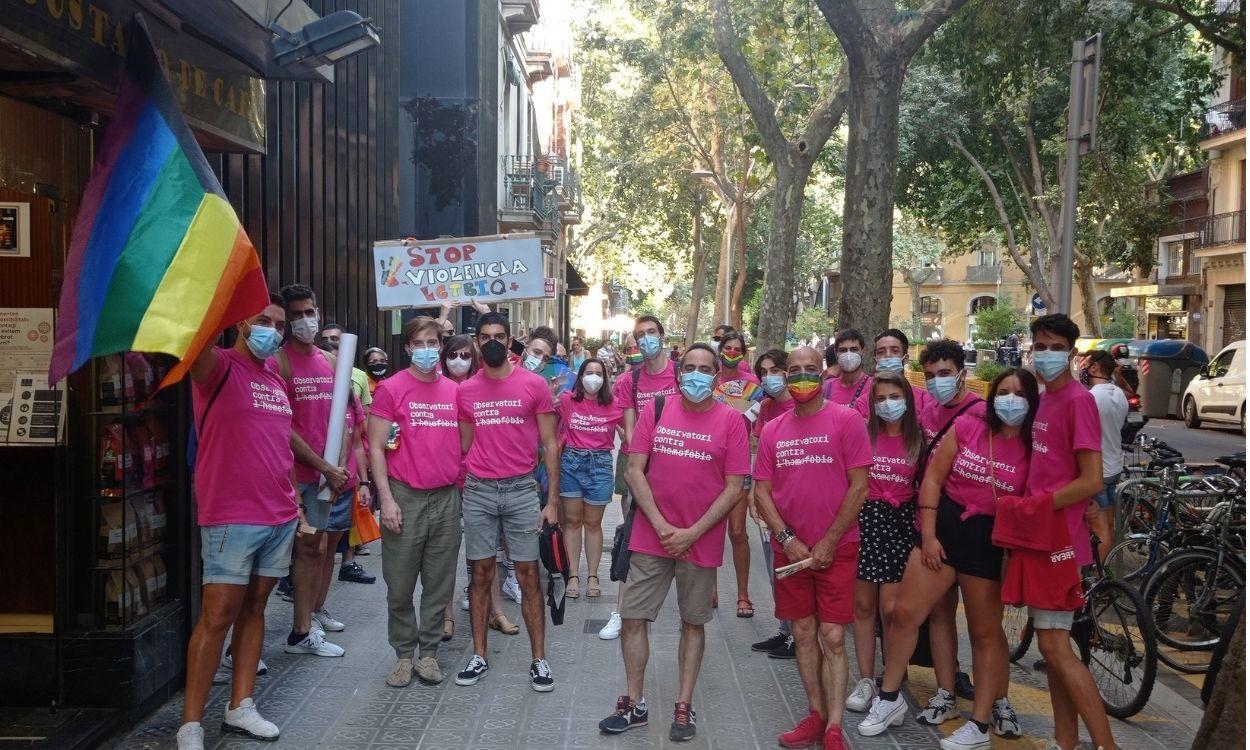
1029;607;1075;631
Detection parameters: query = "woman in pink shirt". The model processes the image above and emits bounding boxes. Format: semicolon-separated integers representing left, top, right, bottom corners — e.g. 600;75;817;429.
847;372;923;712
714;330;760;618
557;359;625;599
859;369;1038;747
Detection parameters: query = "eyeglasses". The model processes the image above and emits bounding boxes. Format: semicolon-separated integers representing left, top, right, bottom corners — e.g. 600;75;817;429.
711;336;723;342
447;351;473;361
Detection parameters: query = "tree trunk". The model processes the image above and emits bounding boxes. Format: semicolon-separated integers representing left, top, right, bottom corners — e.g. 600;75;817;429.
686;206;707;348
730;200;751;332
712;203;736;329
1192;618;1245;748
756;164;812;350
837;57;905;338
1075;256;1102;336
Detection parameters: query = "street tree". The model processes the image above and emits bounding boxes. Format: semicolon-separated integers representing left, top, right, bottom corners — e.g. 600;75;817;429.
815;0;971;340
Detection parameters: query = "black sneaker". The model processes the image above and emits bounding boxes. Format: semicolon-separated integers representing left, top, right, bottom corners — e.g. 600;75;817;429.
751;632;788;653
454;654;488;686
954;670;975;700
669;702;696;742
339;561;376;584
529;658;555;692
767;635;796;660
599;695;648;733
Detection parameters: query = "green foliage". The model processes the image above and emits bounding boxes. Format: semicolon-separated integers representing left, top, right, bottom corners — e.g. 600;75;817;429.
584;337;604;352
975;360;1006;383
1103;302;1137;339
792;306;835;342
972;299;1023;343
741;286;763;339
908;358;924;373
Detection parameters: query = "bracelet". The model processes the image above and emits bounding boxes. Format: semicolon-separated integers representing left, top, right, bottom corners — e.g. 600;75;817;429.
919;505;939;510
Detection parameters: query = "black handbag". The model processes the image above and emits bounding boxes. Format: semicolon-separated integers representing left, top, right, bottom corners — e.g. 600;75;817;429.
609;394;665;582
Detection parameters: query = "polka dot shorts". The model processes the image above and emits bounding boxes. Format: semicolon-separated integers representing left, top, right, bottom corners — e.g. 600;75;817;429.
856;499;917;584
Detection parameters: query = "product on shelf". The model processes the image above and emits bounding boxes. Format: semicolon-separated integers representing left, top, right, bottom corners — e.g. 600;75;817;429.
105;570;127;623
99;355;133;405
130;422;157;489
125;566;146;618
137;558;161;608
152;555;168;601
99;502;136;560
99;421;137;495
124;353;154;402
145;492;166;547
128;497;150;549
144;413;170;475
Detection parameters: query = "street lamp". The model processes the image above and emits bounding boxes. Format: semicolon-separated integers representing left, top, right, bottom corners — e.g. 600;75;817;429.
272;11;380;69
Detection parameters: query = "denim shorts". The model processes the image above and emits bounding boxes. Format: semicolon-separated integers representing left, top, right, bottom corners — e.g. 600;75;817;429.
462;473;540;562
299;482;354;532
1029;607;1075;631
1095;476;1118;510
559;448;614;504
201;519;298;585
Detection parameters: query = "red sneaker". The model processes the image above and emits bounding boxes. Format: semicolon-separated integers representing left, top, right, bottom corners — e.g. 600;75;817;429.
778;709;825;748
823;724;844;750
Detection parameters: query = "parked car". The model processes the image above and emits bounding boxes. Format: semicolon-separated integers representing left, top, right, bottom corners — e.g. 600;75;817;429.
1182;340;1246;433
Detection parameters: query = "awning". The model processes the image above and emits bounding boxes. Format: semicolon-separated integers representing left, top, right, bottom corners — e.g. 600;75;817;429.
566;261;590;296
160;0;335;82
1111;283;1199;298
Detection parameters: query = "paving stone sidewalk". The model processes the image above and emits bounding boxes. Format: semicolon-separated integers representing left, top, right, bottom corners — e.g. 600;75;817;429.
105;501;1204;750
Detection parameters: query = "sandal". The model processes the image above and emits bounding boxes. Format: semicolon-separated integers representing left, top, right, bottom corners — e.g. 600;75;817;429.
736;597;755;618
586;575;601;598
490;611;519;635
566;574;580;599
442;618;454;641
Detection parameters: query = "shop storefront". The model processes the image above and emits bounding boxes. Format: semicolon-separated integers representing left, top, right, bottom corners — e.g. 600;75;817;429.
1110;283;1203;346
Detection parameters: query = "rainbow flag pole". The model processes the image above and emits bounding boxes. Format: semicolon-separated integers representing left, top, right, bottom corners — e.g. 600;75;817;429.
49;14;268;387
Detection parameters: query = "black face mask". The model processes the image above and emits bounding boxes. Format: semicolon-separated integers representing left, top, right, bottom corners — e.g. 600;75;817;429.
482;339;508;368
367;363;388;378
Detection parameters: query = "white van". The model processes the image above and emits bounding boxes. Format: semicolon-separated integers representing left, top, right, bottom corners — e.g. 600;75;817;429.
1182;340;1246;432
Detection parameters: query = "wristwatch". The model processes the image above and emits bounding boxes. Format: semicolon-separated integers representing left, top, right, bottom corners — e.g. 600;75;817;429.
775;528;797;546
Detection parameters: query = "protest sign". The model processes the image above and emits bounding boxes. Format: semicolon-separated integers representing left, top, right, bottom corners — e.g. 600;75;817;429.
373;234;545;309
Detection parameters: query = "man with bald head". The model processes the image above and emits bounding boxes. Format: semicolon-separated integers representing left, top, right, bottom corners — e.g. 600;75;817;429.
752;346;873;750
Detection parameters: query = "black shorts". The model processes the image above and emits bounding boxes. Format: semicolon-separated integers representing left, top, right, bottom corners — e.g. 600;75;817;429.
934;494;1002;581
856;499;917;584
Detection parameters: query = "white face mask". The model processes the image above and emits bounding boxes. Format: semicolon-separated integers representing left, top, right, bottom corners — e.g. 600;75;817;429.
447;357;472;376
837;351;862;372
291;315;319;344
582;373;604;394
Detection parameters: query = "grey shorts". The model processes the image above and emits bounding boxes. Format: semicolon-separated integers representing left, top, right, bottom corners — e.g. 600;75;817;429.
462;473;541;562
1030;607;1075;630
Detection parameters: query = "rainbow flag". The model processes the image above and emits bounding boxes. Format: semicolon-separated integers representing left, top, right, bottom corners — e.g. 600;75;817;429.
50;17;268;387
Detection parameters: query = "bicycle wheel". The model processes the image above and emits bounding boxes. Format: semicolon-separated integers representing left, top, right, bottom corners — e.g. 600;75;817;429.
1004;606;1033;662
1116;487;1156;537
1078;579;1158;719
1104;535;1162;586
1145;549;1244;664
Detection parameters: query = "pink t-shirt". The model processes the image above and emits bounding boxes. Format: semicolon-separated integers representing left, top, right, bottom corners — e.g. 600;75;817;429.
1027;379;1102;565
370;370;462;489
558;391;625;450
855;383;931;419
867;432;918;507
754;402;874;548
458;365;555;479
943;415;1028;518
823;372;871;406
754;395;793;438
628;398;751;568
342;397;366;491
192;348;298;526
611;360;679;412
921;392;986;443
281;346;335;485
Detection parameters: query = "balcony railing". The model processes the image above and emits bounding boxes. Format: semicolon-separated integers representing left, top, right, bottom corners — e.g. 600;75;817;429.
1200;98;1245;140
964;263;1000;283
503;155;578;224
1193;210;1246;248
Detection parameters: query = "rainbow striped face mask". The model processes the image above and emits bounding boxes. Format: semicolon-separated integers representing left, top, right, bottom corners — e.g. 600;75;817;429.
719;352;744;368
625;347;643;366
786;372;822;403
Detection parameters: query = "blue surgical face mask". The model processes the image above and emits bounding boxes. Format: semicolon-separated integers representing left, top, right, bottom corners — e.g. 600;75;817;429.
926;374;963;405
874;398;907;423
761;374;786;397
680;370;715;403
244;324;282;359
524;353;546;373
410;347;440;373
1032;350;1071;381
994;394;1030;427
876;356;904;374
639;334;663;360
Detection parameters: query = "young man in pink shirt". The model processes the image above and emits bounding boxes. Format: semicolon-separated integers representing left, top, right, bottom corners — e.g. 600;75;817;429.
822;329;871;406
276;284;355;659
598;344;750;742
177;295;296;749
1025;314;1115;750
455;312;561;692
852;329;931;417
753;346;872;750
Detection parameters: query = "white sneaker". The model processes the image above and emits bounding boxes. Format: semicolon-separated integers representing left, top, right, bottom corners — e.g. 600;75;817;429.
991;698;1021;737
845;676;878;712
916;688;960;725
313;608;345;632
222;697;279;741
221;652;268;675
284;629;345;657
310;617;325;635
939;721;991;750
175;722;204;750
460;587;470;611
502;575;523;604
598;612;622;640
857;694;906;736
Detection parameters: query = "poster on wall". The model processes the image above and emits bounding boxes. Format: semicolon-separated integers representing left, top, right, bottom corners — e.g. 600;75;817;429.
6;370;66;445
373;233;545;309
0;202;31;258
0;309;57;444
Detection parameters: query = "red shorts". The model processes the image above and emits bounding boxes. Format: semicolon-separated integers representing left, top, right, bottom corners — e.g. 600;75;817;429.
773;541;858;625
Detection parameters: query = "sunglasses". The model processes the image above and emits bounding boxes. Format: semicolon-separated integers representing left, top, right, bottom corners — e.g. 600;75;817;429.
447;351;473;361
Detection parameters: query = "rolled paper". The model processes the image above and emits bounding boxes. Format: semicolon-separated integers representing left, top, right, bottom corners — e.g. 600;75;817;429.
775;556;813;580
317;333;358;502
